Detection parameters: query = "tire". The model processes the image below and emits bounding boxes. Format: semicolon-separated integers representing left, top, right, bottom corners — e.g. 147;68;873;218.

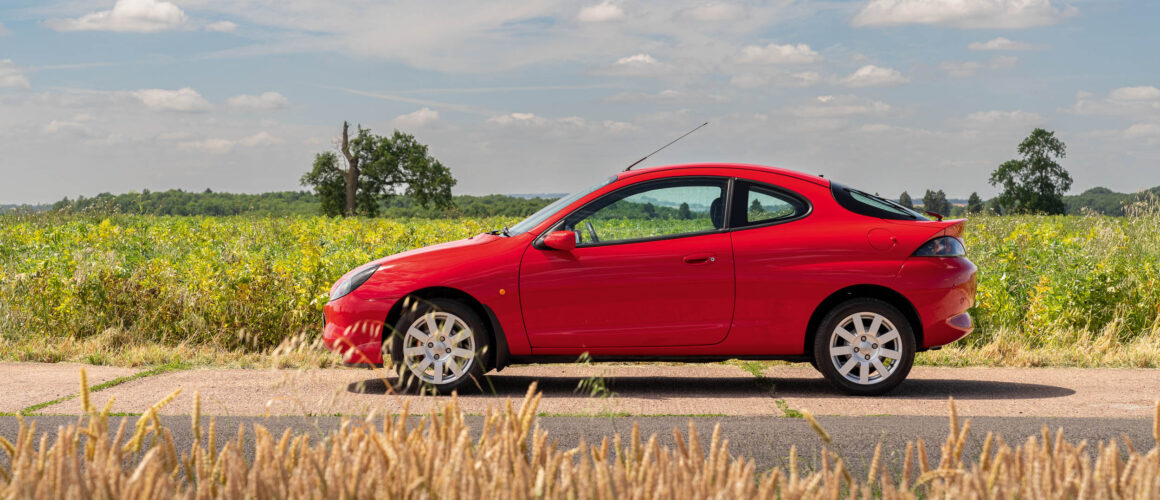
812;298;915;396
388;298;490;394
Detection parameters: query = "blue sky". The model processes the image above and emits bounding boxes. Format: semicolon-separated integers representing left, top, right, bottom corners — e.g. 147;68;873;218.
0;0;1157;204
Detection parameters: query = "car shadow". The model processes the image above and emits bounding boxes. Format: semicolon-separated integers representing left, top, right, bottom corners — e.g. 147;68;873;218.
348;374;1075;400
761;377;1076;400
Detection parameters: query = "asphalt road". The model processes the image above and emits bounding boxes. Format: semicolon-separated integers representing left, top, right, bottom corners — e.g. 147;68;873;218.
2;414;1153;476
21;363;1160;418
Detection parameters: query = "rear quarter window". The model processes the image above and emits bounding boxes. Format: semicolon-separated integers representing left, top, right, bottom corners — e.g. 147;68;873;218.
830;182;931;221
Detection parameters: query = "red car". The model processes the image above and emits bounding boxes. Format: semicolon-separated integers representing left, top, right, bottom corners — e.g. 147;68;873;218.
323;163;977;395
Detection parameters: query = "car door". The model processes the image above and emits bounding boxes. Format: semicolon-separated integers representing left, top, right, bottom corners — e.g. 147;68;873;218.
519;176;735;349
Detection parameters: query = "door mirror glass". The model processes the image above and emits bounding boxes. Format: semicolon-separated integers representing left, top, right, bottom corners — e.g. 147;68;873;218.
542;230;577;251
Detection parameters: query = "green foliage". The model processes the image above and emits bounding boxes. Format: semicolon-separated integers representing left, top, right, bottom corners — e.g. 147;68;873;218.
921;189;951;215
1065;186;1160;215
51;190;557;218
3;210;1160;366
967;192;984;214
53;190;320;216
0;214;518;353
962;211;1160;356
300;152;347;216
989;128;1072;214
300;128;456;217
898;191;913;209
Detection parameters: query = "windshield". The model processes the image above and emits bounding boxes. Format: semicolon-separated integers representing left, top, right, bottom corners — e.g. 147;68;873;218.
507;175;616;236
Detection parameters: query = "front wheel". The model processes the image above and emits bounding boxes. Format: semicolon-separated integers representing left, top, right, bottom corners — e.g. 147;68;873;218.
389;298;490;394
812;298;915;396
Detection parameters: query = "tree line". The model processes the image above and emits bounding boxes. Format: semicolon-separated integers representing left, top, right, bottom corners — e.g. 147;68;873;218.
27;124;1153;219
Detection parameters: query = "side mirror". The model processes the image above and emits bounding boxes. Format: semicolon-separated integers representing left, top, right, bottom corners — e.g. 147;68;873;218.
542;230;577;251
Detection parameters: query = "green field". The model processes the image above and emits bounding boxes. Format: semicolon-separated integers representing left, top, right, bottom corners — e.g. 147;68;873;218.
1;211;1158;367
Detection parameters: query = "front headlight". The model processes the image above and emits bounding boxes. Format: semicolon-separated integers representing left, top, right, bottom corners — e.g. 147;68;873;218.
329;264;380;301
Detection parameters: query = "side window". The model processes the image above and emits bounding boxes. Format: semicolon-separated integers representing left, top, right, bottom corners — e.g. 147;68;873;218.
735;181;808;227
564;178;728;246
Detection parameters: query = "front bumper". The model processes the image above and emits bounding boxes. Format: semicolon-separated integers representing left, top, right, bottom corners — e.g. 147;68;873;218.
322;293;395;365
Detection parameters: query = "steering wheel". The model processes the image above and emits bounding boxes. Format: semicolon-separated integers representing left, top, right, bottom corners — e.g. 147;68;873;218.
584;221;600;243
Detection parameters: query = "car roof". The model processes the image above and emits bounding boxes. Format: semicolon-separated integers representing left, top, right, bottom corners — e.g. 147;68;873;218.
618;163;832;187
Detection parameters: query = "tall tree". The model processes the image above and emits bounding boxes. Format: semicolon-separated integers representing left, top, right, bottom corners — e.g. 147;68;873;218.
936;189;950;215
966;192;984;214
302;123;456;217
921;189;950;215
301;151;346;216
898;191;913;209
989;128;1072;214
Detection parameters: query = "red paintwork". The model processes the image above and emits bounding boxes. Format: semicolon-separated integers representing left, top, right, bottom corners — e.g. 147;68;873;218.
322;163;977;365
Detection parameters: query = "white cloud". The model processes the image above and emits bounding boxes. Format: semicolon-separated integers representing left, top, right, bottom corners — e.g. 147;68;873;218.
134;88;211;112
487;112;547;126
237;131;282;146
1123;124;1160;139
600;53;681;77
0;60;31;89
577;1;624;22
787;95;892;118
179;138;234;154
730;71;821;89
842;65;909;87
46;0;188;33
682;3;745;21
616;53;657;65
736;43;822;65
183;1;806;75
941;61;982;78
941;56;1018;77
852;0;1074;29
1069;86;1160;116
394;107;440;127
968;37;1041;51
605;89;730;103
42;117;95;137
989;55;1018;69
963;110;1044;128
226;91;288;111
179;132;282;153
484;113;637;135
205;21;237;32
1110;86;1160;101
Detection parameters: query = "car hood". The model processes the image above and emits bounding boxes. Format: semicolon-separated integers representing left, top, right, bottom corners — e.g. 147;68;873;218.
372;232;507;268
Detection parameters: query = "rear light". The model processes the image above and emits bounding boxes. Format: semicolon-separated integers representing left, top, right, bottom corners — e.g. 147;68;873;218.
912;236;965;257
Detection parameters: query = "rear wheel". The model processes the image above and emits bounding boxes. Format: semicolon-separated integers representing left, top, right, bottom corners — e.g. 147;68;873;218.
812;298;915;396
389;298;490;394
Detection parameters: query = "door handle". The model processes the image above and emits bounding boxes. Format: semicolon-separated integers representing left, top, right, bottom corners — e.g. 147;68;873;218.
683;252;716;264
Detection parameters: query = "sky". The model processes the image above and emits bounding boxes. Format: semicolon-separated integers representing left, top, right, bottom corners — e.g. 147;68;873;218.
0;0;1158;204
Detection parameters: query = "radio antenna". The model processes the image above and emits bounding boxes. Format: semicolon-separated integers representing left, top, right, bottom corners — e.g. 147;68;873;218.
624;122;708;172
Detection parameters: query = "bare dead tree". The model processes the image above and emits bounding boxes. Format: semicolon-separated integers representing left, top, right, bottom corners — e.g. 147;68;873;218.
339;121;360;217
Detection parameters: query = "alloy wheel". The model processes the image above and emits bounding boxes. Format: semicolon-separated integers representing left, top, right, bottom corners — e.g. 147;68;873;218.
401;311;476;385
827;312;904;385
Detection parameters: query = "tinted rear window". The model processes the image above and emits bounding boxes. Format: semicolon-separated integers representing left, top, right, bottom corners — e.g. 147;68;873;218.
830;182;930;221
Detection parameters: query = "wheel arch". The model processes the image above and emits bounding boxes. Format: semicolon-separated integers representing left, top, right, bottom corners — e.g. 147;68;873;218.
383;286;511;371
803;285;924;358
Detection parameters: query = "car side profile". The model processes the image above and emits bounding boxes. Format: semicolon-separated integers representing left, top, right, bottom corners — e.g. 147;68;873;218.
323;163;977;395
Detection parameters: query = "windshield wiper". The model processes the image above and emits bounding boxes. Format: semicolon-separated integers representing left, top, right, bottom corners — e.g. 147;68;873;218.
486;226;512;237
